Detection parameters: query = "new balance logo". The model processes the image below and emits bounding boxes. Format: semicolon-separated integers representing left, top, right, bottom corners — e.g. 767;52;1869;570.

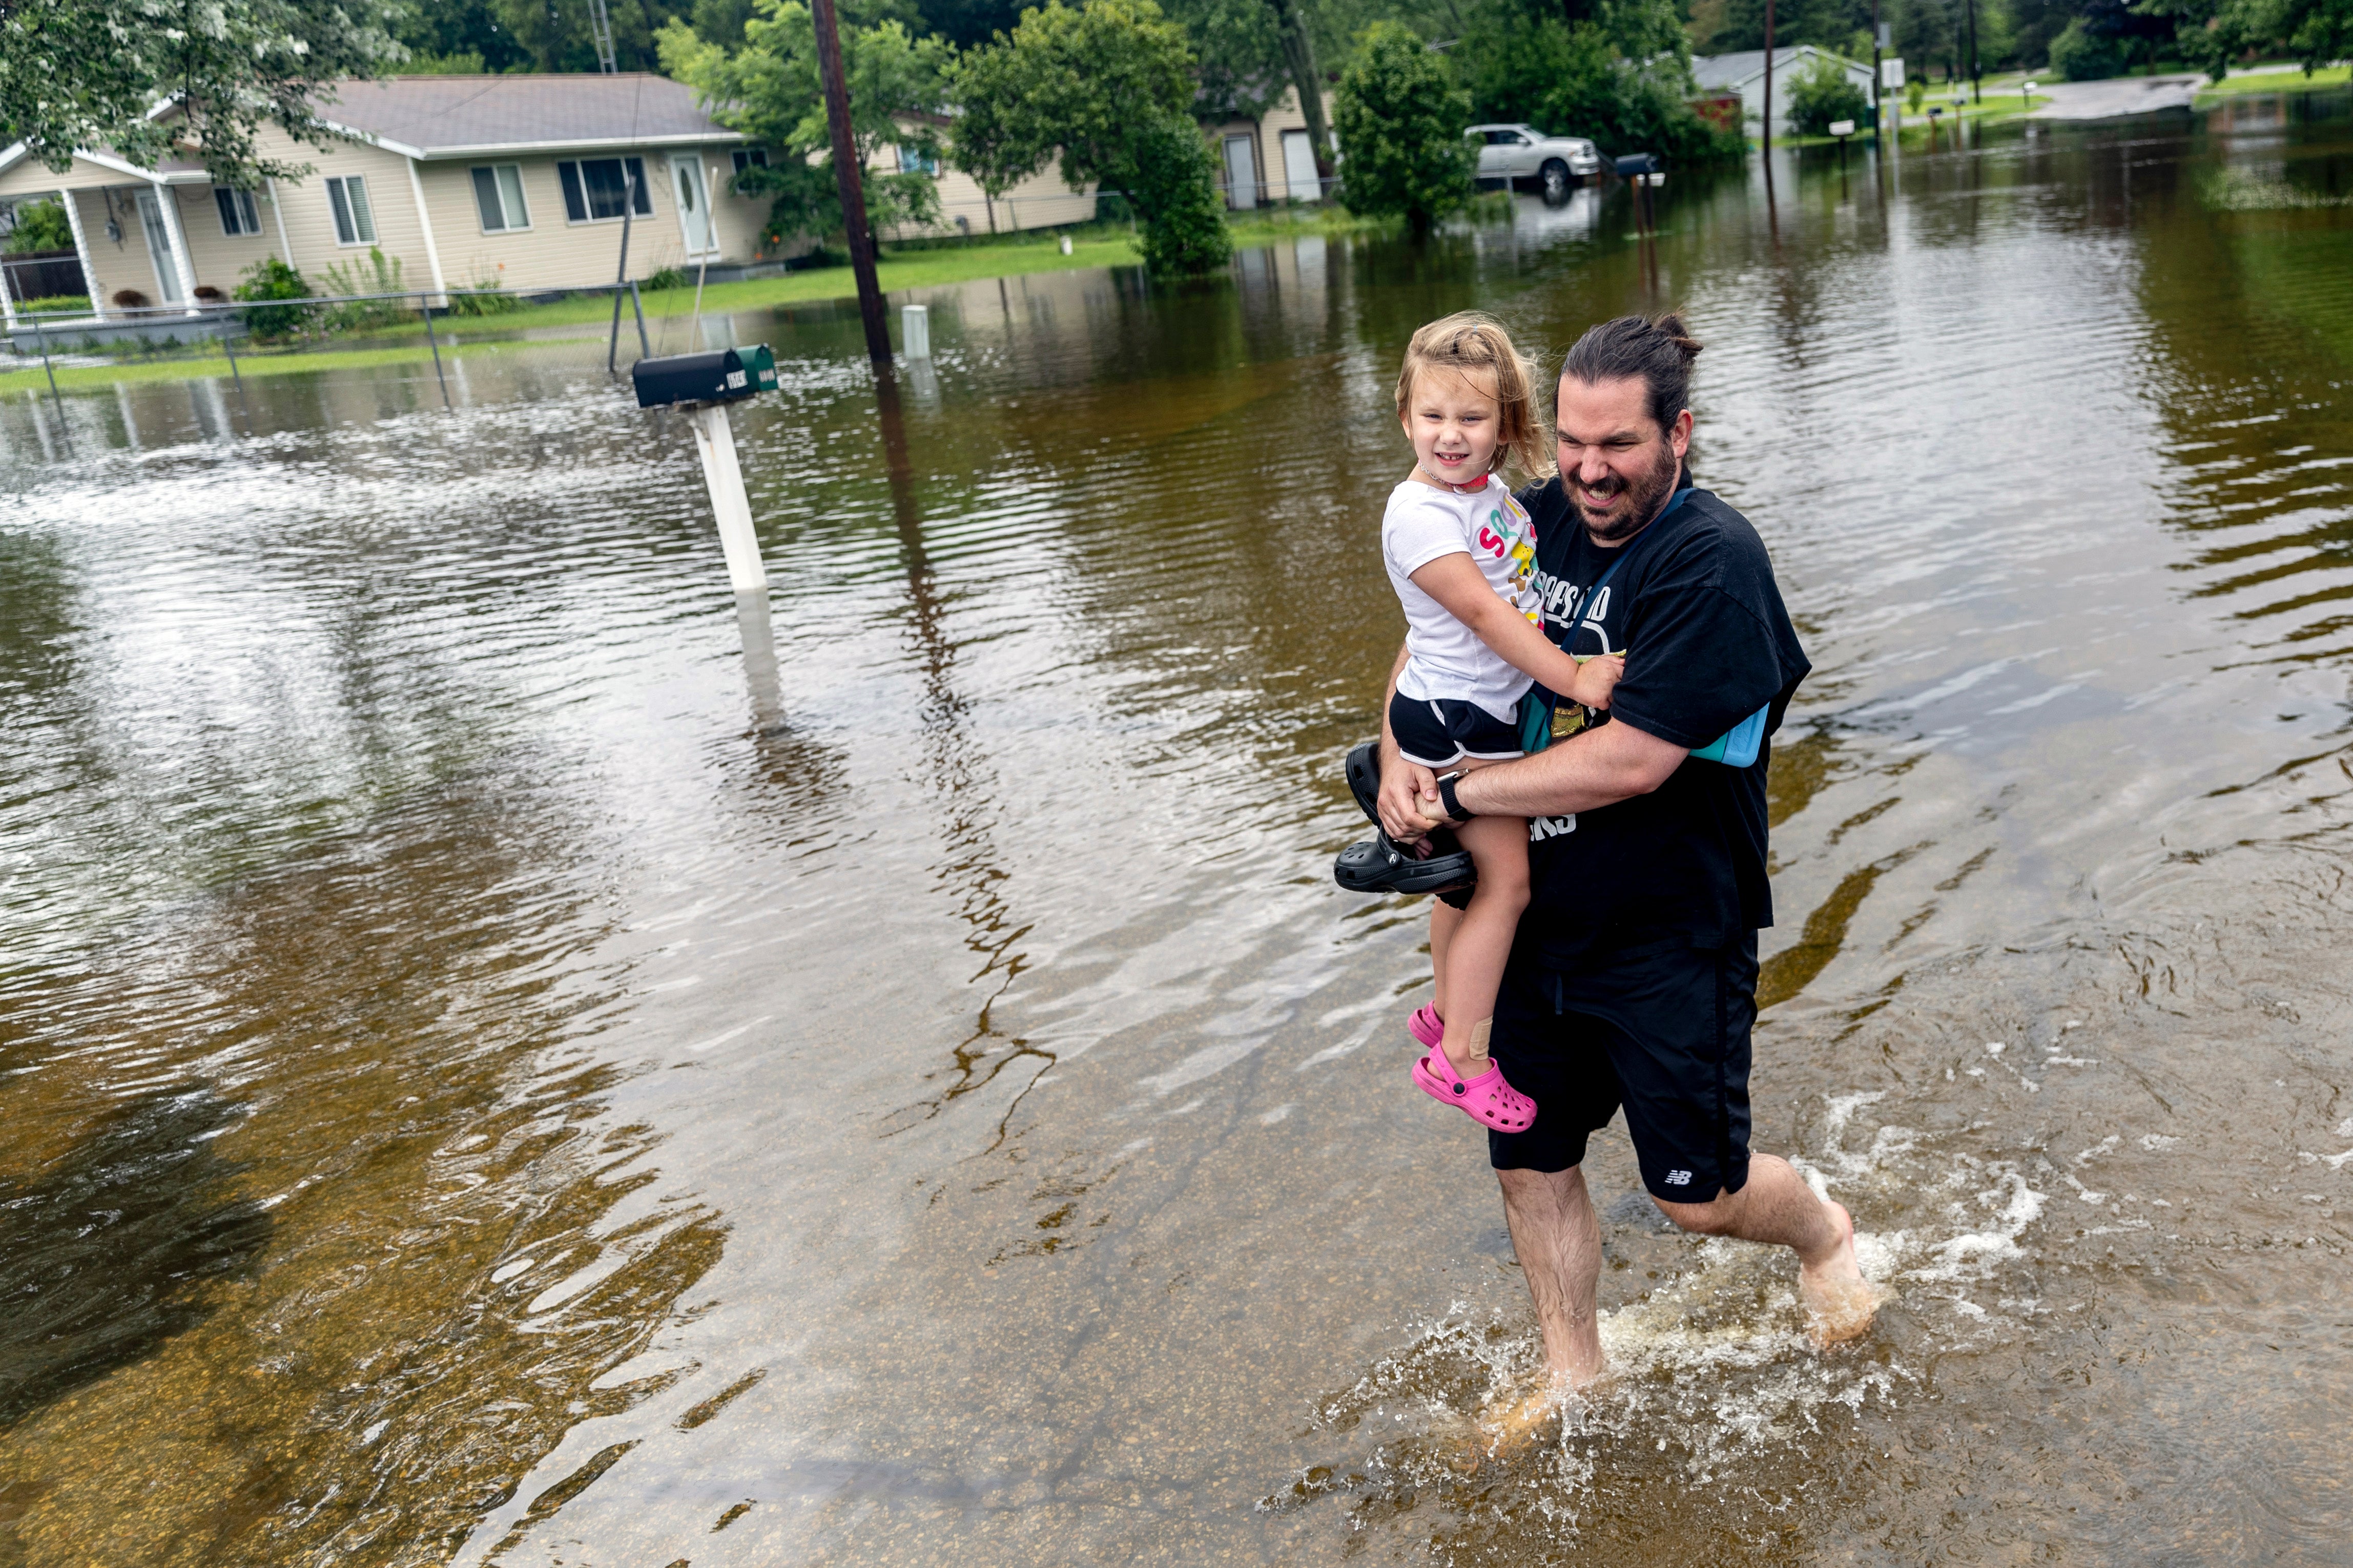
1664;1168;1693;1185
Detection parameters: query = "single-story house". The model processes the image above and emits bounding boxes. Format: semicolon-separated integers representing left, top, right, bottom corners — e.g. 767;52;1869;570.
1200;86;1336;209
1691;48;1876;136
0;73;1093;332
867;113;1098;241
0;74;774;327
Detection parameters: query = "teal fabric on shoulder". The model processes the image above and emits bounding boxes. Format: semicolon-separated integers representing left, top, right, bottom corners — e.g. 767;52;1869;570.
1689;703;1769;767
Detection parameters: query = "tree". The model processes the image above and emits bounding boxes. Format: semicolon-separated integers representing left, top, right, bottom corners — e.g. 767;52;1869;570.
2136;0;2352;78
393;0;532;71
1331;20;1475;236
0;0;402;185
661;0;952;250
2045;13;2123;70
491;0;696;71
2;199;74;254
1784;52;1871;129
949;0;1232;275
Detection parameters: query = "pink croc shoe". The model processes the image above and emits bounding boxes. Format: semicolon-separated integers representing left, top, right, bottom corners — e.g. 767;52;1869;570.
1413;1046;1537;1133
1408;1004;1444;1049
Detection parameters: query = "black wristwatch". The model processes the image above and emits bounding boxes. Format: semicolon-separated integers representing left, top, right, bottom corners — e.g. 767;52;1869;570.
1437;773;1474;822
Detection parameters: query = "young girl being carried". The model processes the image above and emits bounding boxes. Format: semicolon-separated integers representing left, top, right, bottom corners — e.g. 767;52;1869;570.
1380;313;1621;1132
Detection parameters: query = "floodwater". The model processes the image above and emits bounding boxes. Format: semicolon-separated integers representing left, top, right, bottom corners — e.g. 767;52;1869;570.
4;97;2352;1565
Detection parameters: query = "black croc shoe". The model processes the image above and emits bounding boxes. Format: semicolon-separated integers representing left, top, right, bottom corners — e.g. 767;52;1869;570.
1334;830;1476;895
1334;741;1476;895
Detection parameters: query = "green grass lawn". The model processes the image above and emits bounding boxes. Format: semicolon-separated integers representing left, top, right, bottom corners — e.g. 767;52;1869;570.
445;231;1147;333
0;336;576;393
2196;62;2351;99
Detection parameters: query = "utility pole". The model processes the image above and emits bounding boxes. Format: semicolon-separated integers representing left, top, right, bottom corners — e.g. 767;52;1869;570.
1870;0;1885;143
811;0;892;367
1964;0;1981;104
1761;0;1777;165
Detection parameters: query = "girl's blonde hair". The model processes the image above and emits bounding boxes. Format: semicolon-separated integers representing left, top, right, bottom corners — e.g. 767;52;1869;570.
1394;312;1549;479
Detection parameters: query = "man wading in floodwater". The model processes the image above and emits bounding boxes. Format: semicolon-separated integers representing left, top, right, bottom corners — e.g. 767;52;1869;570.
1372;314;1879;1437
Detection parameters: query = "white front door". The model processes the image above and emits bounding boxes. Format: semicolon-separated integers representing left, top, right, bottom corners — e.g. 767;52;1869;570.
1281;129;1319;202
671;155;716;257
1223;135;1258;210
134;189;183;304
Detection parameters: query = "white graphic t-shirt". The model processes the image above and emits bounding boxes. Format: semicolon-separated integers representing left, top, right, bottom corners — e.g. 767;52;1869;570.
1382;473;1542;723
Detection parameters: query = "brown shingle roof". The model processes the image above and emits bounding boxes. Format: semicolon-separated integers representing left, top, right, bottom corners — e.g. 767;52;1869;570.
322;74;740;157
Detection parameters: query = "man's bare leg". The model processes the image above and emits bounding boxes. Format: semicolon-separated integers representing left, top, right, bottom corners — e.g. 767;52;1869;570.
1651;1153;1878;1345
1479;1164;1606;1453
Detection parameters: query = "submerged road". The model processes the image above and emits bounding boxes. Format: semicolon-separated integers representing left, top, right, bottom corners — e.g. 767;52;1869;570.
2030;73;2202;119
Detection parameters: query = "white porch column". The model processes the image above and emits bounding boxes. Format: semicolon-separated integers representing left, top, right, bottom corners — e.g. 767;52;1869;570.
152;177;199;316
405;157;447;307
58;187;107;320
265;176;294;266
0;245;16;331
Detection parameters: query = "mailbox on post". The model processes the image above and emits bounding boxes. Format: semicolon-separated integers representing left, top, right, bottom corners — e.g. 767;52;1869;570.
1613;152;1663;180
632;344;780;595
632;345;779;409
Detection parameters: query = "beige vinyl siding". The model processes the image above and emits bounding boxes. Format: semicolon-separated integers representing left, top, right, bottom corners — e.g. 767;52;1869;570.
417;148;769;293
260;133;435;293
868;145;1097;240
169;183;281;295
67;189;168;309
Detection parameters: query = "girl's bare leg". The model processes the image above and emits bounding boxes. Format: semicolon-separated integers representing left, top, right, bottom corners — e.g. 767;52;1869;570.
1428;899;1463;1021
1435;811;1530;1080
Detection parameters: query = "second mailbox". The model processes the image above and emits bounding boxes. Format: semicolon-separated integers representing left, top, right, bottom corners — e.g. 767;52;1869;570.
632;346;781;409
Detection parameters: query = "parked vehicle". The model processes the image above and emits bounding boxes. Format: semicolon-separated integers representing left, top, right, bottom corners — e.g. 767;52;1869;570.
1465;124;1604;196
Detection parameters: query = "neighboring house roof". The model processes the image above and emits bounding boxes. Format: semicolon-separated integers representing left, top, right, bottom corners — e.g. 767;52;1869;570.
1691;47;1869;90
318;73;741;159
0;73;741;183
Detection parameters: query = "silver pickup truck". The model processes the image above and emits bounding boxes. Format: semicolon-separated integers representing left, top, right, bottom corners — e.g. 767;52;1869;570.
1466;123;1604;197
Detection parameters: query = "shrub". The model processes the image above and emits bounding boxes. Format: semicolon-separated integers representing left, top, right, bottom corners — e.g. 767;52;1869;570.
15;294;90;315
1786;55;1872;135
1125;112;1233;276
1333;21;1477;236
643;265;690;291
2048;18;2125;80
319;247;409;331
233;257;315;337
447;273;522;316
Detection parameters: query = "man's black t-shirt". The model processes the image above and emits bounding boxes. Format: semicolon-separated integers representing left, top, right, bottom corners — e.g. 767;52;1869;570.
1511;475;1810;959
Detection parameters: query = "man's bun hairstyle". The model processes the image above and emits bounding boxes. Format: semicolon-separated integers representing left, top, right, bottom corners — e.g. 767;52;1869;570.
1558;312;1704;433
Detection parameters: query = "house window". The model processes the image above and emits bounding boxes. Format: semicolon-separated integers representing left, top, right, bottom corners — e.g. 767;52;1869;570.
326;175;376;245
471;163;531;232
896;145;938;176
730;148;769;175
216;188;262;236
556;157;652;223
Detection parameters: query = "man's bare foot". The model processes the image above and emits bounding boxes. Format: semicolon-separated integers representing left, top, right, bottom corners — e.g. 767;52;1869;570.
1799;1198;1883;1347
1474;1362;1607;1461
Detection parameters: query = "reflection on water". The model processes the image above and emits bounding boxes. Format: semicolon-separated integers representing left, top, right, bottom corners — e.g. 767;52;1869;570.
3;101;2351;1564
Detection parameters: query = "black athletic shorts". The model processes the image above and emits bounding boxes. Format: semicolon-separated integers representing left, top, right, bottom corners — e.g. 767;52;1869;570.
1388;690;1524;769
1487;931;1759;1202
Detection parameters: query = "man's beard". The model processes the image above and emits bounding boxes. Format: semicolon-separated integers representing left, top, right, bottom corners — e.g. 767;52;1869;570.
1570;441;1682;542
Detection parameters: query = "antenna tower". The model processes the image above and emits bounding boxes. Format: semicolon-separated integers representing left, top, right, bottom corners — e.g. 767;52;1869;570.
586;0;619;72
